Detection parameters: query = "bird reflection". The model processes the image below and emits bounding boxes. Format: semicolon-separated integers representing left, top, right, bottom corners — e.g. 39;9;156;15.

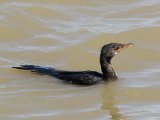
102;81;126;120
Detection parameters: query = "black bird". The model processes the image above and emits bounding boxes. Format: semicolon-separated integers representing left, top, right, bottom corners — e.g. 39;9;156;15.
13;43;133;85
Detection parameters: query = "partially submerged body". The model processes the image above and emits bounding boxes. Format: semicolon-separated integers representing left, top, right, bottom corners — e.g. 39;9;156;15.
13;43;133;85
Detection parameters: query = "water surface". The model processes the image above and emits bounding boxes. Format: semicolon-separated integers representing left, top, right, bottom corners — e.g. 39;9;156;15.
0;0;160;120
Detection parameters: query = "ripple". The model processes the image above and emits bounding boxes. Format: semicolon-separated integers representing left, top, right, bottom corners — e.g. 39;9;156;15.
0;1;160;120
10;104;100;118
121;66;160;88
119;102;160;119
0;1;159;36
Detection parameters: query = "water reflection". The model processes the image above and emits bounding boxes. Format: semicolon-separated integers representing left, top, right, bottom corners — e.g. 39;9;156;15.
102;81;126;120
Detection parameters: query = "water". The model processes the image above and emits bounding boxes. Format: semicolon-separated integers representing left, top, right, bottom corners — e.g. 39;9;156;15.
0;0;160;120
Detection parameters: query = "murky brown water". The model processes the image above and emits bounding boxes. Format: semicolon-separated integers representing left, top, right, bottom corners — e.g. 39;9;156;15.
0;0;160;120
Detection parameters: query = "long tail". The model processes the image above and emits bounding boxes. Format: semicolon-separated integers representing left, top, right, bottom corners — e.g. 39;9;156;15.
13;65;103;85
12;65;59;77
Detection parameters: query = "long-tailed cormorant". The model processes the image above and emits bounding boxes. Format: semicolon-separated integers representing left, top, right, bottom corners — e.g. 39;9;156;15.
13;43;133;85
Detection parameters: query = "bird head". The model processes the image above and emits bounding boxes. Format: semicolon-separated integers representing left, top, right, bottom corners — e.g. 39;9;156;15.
101;43;134;58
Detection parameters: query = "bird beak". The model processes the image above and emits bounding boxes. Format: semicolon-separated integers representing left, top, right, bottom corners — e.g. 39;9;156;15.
125;43;134;48
116;43;134;52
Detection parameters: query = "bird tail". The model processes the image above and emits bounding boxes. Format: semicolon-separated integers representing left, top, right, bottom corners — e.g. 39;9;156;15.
12;65;59;77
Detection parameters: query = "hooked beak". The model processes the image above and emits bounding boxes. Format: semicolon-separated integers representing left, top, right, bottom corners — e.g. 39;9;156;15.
116;43;134;52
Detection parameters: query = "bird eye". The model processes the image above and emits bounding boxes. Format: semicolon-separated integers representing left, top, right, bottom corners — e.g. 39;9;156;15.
115;47;120;51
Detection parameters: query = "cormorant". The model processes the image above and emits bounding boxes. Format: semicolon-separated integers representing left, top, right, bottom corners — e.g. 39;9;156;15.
13;43;133;85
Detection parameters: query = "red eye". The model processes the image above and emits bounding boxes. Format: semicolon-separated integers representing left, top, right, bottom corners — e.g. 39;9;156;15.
116;46;121;50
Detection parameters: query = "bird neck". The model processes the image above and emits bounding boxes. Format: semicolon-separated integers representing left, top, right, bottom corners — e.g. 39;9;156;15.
100;53;117;80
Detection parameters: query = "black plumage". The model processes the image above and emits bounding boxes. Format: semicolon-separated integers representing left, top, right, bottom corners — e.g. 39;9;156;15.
13;43;133;85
